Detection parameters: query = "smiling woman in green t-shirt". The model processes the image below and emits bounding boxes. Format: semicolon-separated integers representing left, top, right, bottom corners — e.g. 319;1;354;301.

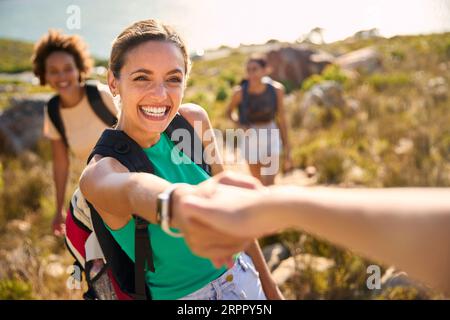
79;19;282;300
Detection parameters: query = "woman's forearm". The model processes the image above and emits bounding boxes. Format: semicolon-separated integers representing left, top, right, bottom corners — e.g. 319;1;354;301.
53;161;69;214
126;172;172;223
79;158;172;224
265;186;450;294
52;143;70;215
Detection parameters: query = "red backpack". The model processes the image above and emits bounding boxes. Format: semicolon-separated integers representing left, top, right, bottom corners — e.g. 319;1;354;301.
65;113;211;300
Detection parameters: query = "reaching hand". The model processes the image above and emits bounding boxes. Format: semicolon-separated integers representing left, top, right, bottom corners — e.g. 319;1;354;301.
170;172;279;264
170;177;254;267
180;182;268;239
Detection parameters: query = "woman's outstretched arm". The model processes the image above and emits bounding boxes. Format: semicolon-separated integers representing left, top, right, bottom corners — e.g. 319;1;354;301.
79;154;171;229
180;172;450;295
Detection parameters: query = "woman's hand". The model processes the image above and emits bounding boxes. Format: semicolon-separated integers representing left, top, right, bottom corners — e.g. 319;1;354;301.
178;183;268;238
282;151;294;173
52;209;66;237
170;172;275;264
170;172;263;266
170;180;253;267
50;139;69;237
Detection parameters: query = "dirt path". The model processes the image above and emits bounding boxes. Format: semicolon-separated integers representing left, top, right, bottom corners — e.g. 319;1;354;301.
222;149;316;187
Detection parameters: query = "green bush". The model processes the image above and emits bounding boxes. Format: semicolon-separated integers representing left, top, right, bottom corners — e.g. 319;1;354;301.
0;155;50;225
0;278;34;300
445;40;450;58
390;50;405;61
215;86;228;102
279;79;296;94
314;148;346;184
302;64;347;91
220;72;237;87
367;72;411;91
375;286;421;300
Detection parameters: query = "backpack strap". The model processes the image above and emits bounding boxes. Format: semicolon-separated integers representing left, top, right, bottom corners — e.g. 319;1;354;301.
165;113;212;176
264;78;278;111
87;129;155;300
46;84;117;149
88;202;143;298
87;129;153;172
134;216;154;300
47;95;69;147
85;83;117;127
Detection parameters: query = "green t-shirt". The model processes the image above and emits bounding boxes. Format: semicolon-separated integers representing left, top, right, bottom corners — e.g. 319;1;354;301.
105;132;226;299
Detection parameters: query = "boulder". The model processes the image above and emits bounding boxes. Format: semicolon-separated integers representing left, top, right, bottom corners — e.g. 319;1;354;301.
427;77;447;102
302;80;345;110
335;47;382;74
262;243;291;271
371;266;433;299
0;94;50;155
266;45;333;88
272;254;335;286
352;28;380;41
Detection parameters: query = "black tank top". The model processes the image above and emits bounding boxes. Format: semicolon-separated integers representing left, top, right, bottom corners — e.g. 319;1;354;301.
239;82;277;125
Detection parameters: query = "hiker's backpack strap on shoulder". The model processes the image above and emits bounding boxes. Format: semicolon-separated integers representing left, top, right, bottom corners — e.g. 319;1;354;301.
165;113;212;176
263;77;279;111
47;95;69;147
87;129;155;300
85;83;117;127
87;129;154;173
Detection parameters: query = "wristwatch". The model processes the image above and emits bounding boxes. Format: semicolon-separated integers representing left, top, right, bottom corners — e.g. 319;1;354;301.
156;183;188;238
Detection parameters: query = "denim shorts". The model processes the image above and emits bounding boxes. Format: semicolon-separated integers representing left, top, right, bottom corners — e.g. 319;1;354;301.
179;254;267;300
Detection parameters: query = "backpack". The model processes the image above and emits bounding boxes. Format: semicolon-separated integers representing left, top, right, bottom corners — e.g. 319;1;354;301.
238;77;278;125
47;82;117;148
65;113;211;300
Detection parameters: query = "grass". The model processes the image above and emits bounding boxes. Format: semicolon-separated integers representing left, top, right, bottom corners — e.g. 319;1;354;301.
0;39;34;73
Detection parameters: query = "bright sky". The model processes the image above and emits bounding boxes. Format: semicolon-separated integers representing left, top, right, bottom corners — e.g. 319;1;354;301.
0;0;449;57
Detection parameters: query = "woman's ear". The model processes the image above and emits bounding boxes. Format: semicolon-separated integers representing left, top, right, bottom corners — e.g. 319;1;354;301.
107;69;119;97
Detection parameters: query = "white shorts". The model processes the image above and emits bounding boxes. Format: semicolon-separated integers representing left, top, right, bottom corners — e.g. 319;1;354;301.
179;254;267;300
239;121;281;164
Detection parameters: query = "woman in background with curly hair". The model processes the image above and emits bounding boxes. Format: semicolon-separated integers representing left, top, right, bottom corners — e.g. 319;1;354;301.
32;30;118;236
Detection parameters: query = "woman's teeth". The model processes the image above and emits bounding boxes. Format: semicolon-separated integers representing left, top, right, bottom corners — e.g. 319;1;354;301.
140;106;168;117
58;81;69;88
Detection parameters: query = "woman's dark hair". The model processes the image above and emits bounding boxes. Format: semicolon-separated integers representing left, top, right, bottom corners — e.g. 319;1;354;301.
31;29;93;85
109;19;191;78
247;54;267;68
